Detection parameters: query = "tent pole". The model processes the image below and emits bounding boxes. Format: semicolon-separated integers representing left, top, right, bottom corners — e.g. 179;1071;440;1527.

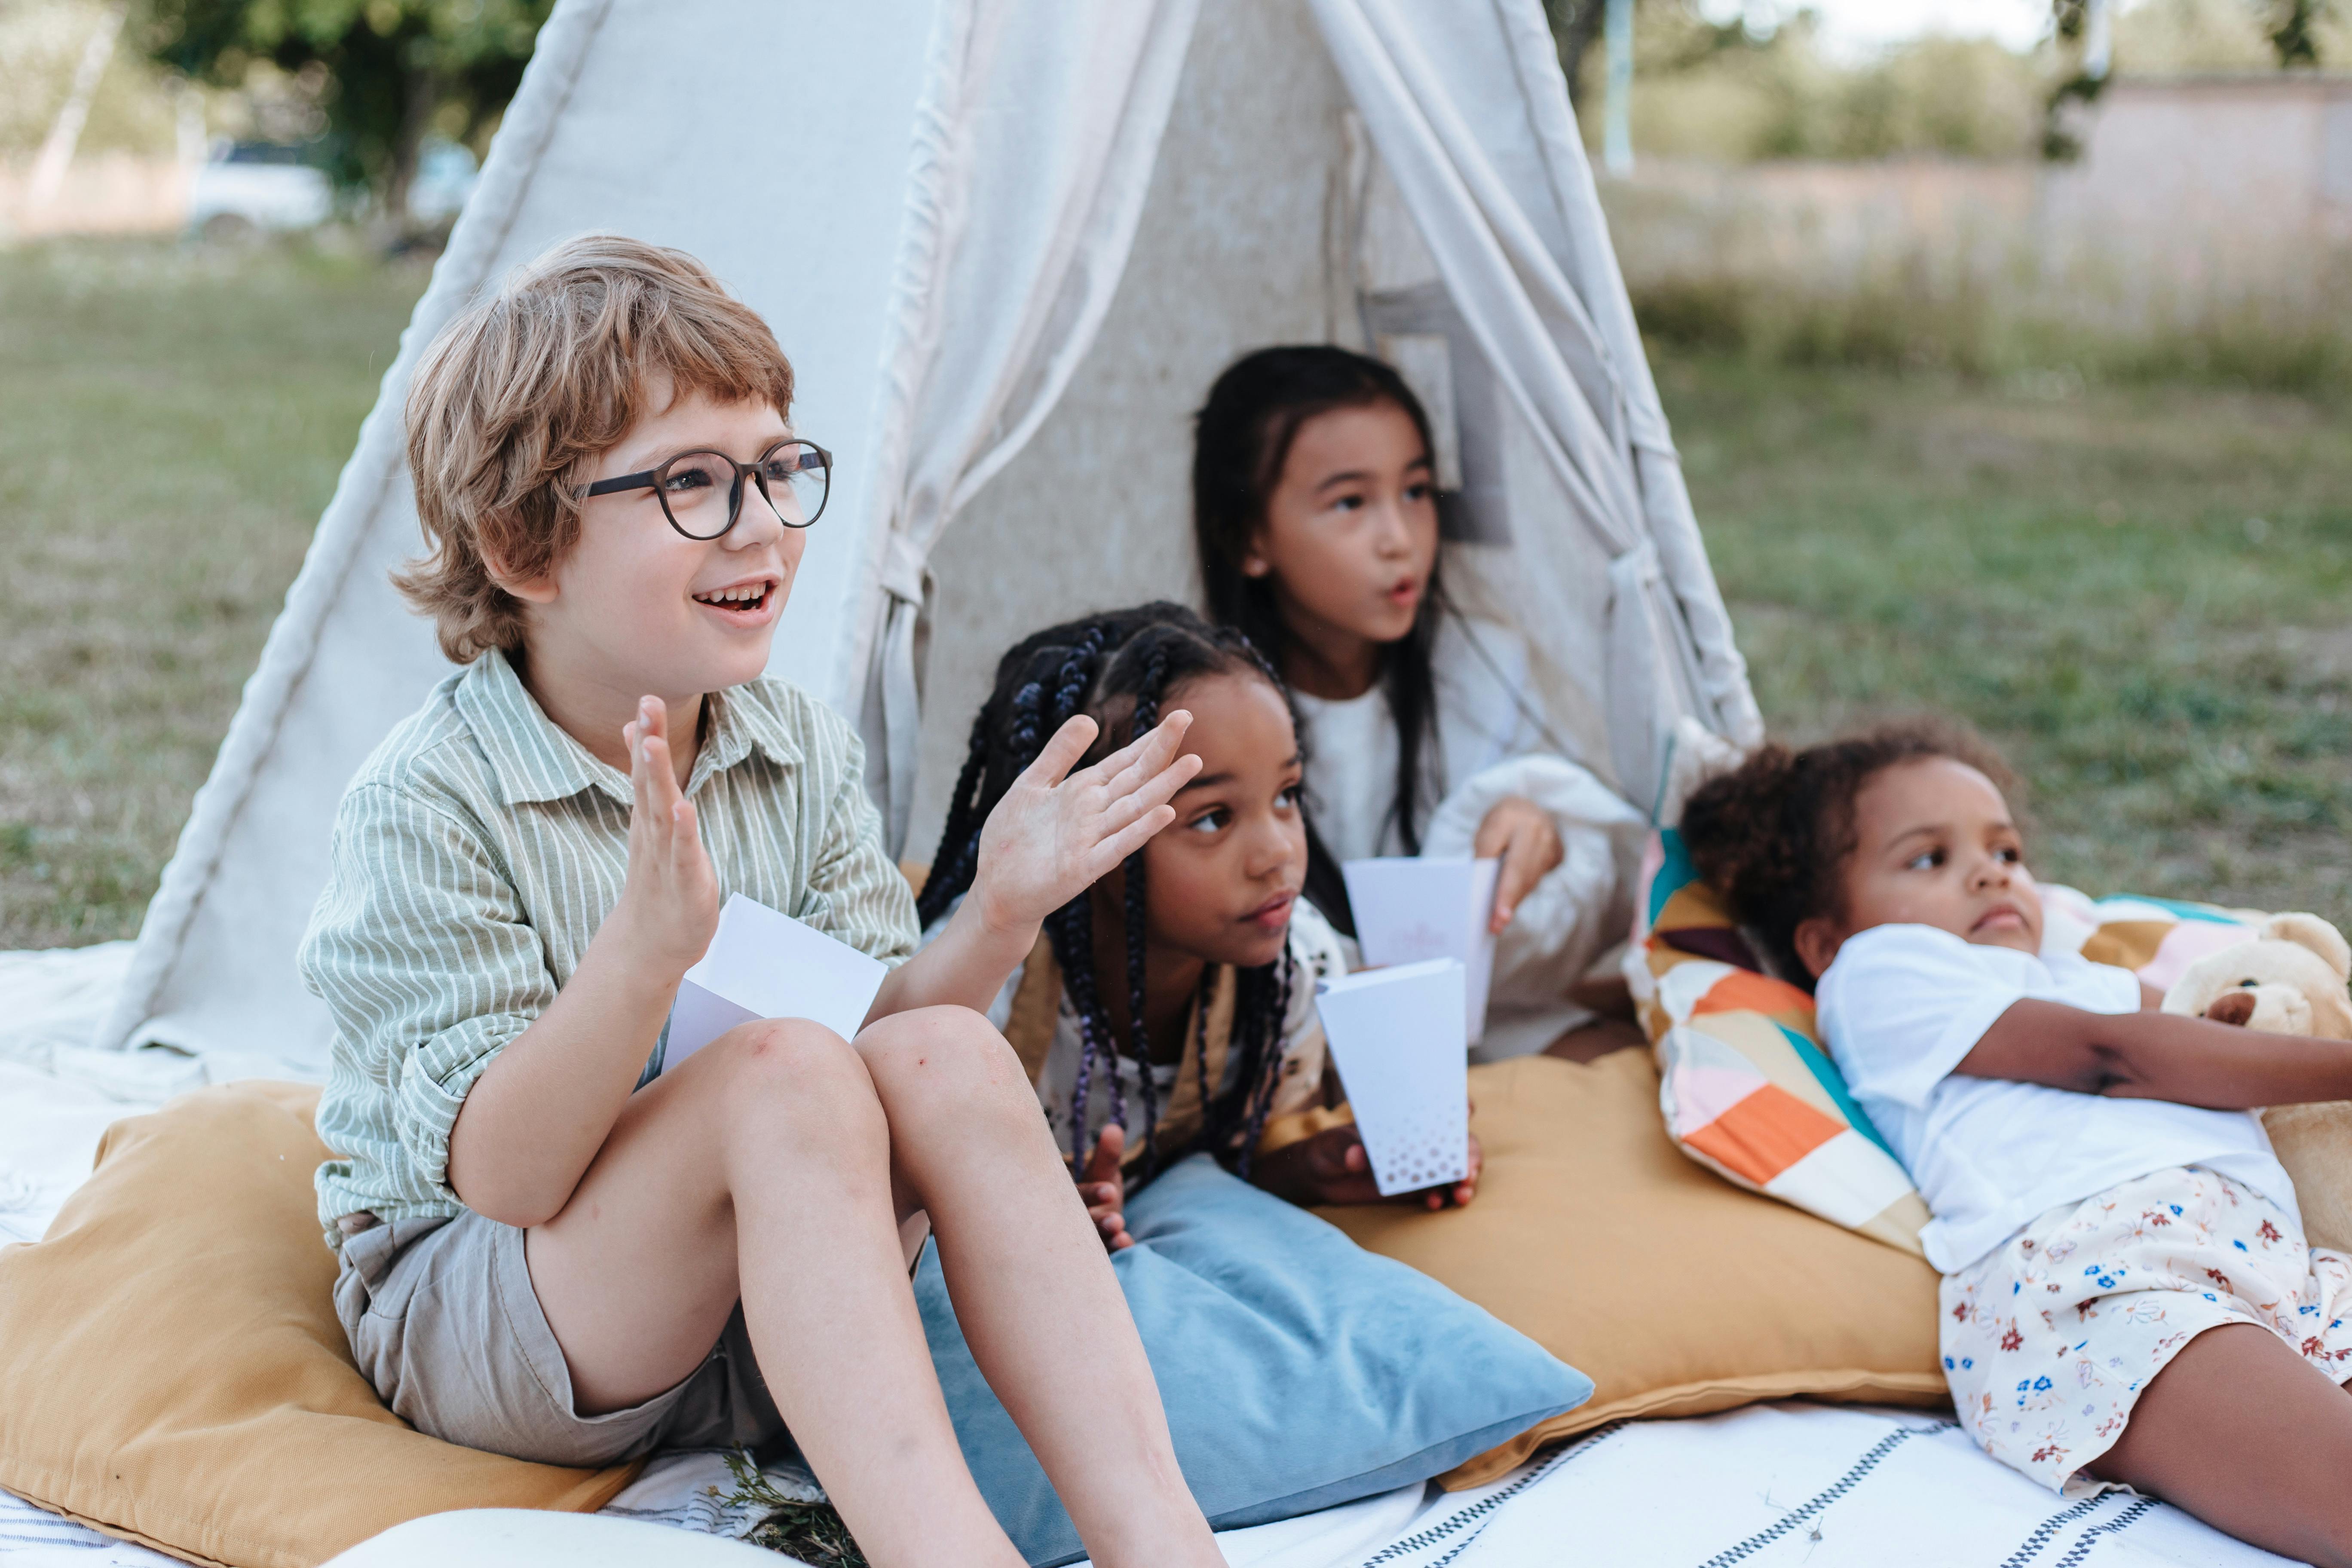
1602;0;1632;177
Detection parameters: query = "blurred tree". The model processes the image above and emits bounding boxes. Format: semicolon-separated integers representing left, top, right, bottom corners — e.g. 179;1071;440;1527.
135;0;550;225
1579;4;2043;163
2053;0;2335;68
2265;0;2335;64
2042;0;2108;159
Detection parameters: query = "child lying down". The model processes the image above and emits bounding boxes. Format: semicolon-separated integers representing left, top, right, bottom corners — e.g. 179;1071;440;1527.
1681;722;2352;1567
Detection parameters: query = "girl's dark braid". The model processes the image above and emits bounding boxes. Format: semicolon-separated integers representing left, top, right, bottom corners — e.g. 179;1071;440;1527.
1224;947;1296;1178
1048;897;1119;1152
1120;640;1174;1170
915;703;995;928
1038;627;1117;1152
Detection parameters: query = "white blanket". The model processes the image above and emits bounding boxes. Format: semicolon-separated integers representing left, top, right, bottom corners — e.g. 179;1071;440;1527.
0;945;2295;1568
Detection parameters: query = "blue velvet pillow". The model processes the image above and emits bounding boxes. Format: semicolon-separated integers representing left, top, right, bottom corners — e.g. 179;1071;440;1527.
916;1153;1591;1565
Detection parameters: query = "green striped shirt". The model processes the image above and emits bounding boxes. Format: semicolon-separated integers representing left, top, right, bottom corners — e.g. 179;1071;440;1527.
304;648;917;1247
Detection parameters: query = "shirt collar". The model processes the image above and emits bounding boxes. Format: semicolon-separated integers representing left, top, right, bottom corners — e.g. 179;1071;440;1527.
455;649;802;808
684;679;804;793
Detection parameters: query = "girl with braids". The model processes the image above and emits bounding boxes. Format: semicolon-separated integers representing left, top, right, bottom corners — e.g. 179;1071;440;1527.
1191;345;1646;1063
919;603;1482;1244
1682;724;2352;1564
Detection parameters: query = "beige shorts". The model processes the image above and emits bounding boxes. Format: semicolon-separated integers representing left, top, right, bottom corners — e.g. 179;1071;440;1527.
334;1208;787;1468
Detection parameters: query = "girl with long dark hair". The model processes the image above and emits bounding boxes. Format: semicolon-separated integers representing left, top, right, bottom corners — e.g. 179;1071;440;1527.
1192;345;1645;1060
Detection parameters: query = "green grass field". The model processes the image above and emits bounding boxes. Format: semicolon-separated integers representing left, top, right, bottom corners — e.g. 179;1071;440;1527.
1671;357;2352;922
0;240;428;946
1;239;2346;948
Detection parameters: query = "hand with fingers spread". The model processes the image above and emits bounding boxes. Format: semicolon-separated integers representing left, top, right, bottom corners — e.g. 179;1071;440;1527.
1078;1123;1133;1252
1250;1116;1482;1211
1473;796;1563;935
969;710;1203;938
612;695;722;977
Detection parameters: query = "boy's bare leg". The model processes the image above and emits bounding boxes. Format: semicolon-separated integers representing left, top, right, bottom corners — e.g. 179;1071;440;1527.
2086;1322;2352;1567
855;1006;1224;1568
524;1017;1024;1568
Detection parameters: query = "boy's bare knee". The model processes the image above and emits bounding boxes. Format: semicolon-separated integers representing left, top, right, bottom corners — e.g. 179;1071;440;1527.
857;1006;1029;1113
710;1018;882;1135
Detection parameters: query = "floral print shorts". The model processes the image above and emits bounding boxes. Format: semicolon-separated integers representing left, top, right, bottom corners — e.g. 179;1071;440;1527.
1941;1164;2352;1495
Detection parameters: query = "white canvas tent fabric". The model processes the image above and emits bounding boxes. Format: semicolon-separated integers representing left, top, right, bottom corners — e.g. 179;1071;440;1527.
93;0;1758;1072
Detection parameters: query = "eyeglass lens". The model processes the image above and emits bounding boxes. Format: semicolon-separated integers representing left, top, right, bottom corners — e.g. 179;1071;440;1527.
656;443;829;538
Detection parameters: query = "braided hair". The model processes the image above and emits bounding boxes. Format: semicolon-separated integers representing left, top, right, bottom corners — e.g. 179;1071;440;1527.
918;602;1301;1178
1191;344;1450;938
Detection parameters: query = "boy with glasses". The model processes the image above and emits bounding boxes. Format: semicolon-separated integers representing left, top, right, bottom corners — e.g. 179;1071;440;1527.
305;234;1222;1568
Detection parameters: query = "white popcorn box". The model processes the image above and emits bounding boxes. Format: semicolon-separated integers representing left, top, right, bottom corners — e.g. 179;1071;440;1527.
1314;958;1471;1197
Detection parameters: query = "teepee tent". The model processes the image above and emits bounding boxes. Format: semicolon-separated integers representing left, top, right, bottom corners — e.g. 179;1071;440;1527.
95;0;1759;1072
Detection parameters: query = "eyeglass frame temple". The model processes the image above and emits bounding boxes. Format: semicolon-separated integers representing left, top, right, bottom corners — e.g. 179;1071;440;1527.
576;440;833;535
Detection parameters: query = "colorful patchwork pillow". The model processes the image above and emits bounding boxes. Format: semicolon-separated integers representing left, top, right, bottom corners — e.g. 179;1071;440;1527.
1624;830;1930;1255
1625;830;2273;1256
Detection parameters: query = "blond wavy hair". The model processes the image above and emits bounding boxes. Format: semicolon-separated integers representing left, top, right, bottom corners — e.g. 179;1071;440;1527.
394;234;796;663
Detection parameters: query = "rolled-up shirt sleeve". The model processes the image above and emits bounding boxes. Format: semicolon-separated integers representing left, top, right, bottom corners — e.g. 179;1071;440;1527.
303;782;553;1203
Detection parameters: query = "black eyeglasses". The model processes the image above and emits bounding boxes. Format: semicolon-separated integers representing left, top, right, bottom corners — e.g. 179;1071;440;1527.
579;438;832;539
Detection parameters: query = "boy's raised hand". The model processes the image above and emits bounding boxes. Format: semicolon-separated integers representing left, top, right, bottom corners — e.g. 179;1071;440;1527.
615;696;721;975
970;710;1201;936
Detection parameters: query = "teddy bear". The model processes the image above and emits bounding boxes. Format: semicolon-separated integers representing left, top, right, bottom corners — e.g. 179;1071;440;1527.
2163;912;2352;1253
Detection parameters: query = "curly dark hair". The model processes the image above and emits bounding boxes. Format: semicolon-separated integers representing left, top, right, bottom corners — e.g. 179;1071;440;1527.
1678;721;2019;990
916;602;1304;1178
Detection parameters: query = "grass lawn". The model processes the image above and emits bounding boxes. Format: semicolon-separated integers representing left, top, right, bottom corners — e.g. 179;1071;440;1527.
0;239;427;947
1670;356;2352;925
1;238;2346;946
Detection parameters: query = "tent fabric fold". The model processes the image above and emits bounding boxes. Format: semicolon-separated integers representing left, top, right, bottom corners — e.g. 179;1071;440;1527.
1308;0;1758;812
848;0;1204;852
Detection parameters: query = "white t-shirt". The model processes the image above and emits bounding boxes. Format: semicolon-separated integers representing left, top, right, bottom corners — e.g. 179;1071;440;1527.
1290;614;1545;865
1816;923;2296;1274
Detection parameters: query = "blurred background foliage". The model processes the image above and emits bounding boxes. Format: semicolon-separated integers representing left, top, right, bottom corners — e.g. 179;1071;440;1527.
1544;0;2350;163
133;0;549;216
2;0;547;225
8;0;2341;188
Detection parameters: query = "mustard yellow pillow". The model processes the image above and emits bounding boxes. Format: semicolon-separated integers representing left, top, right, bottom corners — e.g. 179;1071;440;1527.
1319;1052;1948;1489
0;1082;634;1568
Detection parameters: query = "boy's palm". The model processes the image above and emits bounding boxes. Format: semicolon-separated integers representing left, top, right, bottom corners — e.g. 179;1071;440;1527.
972;711;1200;934
619;698;721;974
